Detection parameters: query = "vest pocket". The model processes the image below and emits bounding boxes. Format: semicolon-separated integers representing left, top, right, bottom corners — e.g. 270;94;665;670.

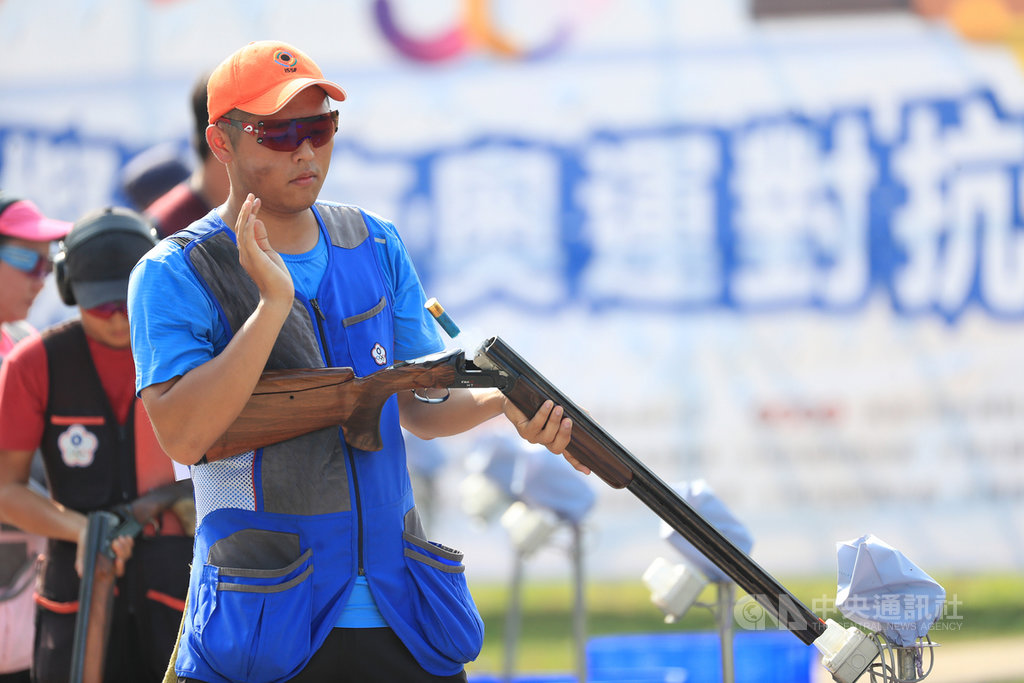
342;295;393;374
193;547;314;682
402;530;484;663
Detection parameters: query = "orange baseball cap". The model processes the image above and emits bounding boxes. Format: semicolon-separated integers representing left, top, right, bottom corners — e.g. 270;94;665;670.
207;40;347;124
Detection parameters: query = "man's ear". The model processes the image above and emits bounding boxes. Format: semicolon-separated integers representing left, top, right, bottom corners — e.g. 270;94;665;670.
206;124;233;163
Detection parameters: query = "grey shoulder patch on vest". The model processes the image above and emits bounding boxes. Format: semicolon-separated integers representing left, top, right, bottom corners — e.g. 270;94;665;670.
316;204;369;249
188;231;260;335
269;304;323;370
187;231;323;370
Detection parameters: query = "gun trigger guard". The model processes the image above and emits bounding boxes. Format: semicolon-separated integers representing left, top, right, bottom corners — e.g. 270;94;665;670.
413;387;450;404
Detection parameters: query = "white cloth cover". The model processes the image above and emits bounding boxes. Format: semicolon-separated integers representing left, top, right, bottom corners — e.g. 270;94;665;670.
835;533;945;646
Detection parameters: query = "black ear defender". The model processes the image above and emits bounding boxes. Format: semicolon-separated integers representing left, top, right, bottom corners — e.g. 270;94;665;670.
53;244;75;306
53;206;158;306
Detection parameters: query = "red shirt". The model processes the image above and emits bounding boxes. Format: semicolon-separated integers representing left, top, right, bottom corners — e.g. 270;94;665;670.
0;332;135;450
0;329;179;527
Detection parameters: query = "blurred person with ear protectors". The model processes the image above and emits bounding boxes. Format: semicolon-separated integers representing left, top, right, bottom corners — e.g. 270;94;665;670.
0;207;193;683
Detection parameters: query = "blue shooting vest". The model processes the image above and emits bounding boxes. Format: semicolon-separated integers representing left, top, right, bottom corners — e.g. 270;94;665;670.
171;203;483;683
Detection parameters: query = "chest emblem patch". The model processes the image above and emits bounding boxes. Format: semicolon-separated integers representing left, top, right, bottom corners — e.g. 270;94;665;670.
57;424;98;467
371;343;388;366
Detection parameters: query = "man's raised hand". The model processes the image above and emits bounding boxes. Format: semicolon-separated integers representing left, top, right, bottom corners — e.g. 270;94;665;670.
236;193;294;308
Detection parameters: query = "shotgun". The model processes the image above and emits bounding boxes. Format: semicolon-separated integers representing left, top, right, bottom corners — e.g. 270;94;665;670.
69;479;195;683
202;337;826;644
205;349;509;461
68;511;117;683
472;336;828;646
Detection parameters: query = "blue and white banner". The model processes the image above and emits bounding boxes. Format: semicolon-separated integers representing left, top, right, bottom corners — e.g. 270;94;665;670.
3;0;1022;578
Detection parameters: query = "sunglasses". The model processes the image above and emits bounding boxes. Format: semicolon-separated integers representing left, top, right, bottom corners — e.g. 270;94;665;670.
218;110;339;152
86;301;129;319
0;245;52;278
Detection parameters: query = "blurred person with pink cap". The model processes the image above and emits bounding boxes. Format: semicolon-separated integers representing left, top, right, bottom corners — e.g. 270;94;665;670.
0;191;69;683
0;192;71;360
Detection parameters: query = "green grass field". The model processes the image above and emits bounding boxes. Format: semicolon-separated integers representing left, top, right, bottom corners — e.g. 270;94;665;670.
464;572;1024;676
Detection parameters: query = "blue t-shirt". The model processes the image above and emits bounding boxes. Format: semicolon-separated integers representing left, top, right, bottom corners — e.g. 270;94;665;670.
127;204;443;629
281;227;328;300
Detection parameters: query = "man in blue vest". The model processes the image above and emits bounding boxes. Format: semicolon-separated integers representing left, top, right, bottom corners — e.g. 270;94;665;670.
128;40;581;683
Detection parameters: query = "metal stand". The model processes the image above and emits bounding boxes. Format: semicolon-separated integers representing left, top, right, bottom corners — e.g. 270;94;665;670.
502;522;587;683
570;523;586;683
715;581;736;683
896;648;919;681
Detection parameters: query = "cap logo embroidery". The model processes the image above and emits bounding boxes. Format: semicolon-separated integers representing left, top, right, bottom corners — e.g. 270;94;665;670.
274;49;299;72
371;342;387;366
57;424;98;468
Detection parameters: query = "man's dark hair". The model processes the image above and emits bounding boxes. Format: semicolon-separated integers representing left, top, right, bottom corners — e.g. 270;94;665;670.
192;71;213;161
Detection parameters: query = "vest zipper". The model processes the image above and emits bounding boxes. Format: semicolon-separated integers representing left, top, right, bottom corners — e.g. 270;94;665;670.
311;297;364;573
309;299;334;367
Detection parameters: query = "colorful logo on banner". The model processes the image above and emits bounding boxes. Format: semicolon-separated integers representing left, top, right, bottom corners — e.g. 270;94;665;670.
374;0;604;62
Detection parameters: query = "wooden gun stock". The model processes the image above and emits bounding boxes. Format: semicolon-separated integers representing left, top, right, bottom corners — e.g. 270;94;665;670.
206;349;508;462
69;511;118;683
474;336;827;647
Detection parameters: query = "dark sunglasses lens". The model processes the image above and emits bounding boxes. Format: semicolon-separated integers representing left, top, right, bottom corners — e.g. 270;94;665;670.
260;113;336;151
89;301;128;318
